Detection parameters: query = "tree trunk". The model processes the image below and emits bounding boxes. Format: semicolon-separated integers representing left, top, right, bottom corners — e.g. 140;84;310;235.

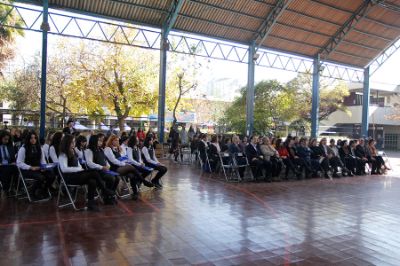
172;76;183;128
117;116;125;132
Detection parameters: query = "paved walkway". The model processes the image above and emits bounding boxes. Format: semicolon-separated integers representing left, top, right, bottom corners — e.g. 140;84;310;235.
1;160;400;265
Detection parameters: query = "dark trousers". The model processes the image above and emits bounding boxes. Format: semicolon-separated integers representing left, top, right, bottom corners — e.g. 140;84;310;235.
282;158;297;178
0;165;18;191
21;169;56;194
330;156;345;172
99;171;120;192
146;163;167;181
371;156;385;173
343;156;357;173
250;159;271;180
116;164;141;187
63;170;102;201
235;157;247;178
270;157;282;177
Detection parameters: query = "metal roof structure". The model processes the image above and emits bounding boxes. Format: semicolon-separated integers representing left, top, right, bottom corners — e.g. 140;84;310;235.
17;0;400;70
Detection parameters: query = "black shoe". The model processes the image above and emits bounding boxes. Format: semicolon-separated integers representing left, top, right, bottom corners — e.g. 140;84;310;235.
142;179;155;188
131;193;139;200
151;179;163;189
88;200;100;211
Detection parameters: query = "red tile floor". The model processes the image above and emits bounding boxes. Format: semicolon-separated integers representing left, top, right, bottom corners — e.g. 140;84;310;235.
1;160;400;265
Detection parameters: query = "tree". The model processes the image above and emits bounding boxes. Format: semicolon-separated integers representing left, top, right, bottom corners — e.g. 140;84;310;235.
0;1;24;75
69;35;158;131
287;73;350;123
222;80;297;135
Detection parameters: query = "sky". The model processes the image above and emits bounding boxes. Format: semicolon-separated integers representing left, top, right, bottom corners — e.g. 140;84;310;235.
8;3;400;101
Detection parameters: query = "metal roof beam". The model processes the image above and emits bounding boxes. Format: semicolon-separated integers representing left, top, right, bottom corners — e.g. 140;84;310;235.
163;0;185;36
369;37;400;76
318;0;386;60
254;0;293;52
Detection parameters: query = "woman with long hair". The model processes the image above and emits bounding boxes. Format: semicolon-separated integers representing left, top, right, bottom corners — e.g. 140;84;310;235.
126;135;154;187
16;131;56;200
104;134;142;200
85;134;120;204
142;136;167;188
74;135;88;161
48;131;63;163
368;139;390;174
59;134;113;210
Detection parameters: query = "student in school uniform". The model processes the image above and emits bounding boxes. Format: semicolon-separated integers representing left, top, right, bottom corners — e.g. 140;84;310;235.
104;134;142;200
74;135;88;161
42;131;54;162
142;136;167;189
0;130;18;195
126;135;154;188
85;134;119;205
59;134;114;211
48;132;63;163
16;131;56;200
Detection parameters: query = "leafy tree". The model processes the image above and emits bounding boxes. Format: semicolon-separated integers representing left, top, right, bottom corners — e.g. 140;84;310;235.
222;80;297;135
69;35;158;131
0;1;24;75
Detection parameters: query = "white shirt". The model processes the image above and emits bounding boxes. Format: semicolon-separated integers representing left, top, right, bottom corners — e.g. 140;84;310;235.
126;146;143;167
104;146;126;167
211;142;221;153
84;149;109;170
59;153;83;173
42;143;50;160
16;146;46;170
74;147;84;160
142;146;159;165
121;144;129;155
49;146;59;163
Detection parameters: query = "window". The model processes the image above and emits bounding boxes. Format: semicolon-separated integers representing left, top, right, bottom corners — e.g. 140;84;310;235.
384;134;398;150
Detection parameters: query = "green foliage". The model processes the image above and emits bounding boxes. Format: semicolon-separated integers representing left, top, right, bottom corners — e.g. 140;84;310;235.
222;74;350;135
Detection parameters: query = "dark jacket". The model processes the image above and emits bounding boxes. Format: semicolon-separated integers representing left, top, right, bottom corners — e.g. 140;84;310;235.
245;143;261;162
198;140;208;163
355;144;367;159
0;144;16;163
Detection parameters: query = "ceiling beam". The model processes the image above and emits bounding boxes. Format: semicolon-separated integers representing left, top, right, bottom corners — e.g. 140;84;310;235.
163;0;186;36
254;0;293;52
318;0;386;61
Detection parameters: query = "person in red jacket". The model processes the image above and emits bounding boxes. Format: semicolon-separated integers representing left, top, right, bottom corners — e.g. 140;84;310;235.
137;128;145;141
276;138;300;180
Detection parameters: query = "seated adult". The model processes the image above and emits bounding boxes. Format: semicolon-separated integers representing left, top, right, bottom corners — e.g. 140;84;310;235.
367;139;389;174
104;134;141;200
59;134;113;211
16;131;56;200
198;133;209;171
354;139;369;175
229;135;246;178
276;138;299;180
338;140;356;176
245;135;271;182
85;134;120;204
328;138;349;177
142;136;167;188
296;138;315;178
309;138;330;179
259;137;282;178
208;135;221;172
0;130;18;196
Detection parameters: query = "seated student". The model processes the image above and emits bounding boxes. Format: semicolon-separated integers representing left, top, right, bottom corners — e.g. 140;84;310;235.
104;134;142;200
16;131;56;200
49;132;63;163
126;135;154;188
328;138;349;177
276;138;299;180
208;135;221;172
338;140;356;176
85;134;120;204
309;138;330;178
74;135;87;161
120;136;129;154
367;139;389;174
59;134;113;210
229;135;246;178
354;139;369;175
245;135;271;182
0;130;18;195
142;136;167;188
42;131;54;162
259;137;282;178
296;138;315;178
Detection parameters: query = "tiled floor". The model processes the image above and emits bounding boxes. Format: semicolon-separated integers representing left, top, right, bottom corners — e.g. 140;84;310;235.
1;160;400;266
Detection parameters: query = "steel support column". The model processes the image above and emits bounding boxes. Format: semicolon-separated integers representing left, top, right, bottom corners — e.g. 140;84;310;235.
158;32;167;144
246;41;256;136
39;0;49;139
361;67;370;138
311;55;320;138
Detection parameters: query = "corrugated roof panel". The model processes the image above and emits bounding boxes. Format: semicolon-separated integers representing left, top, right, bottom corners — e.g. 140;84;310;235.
25;0;400;67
